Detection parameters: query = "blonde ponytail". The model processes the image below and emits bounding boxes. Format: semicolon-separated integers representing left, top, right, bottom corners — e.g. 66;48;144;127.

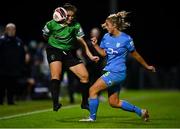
102;11;130;30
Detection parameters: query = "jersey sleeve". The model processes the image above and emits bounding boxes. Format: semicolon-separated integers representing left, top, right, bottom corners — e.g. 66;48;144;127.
42;20;52;37
74;23;85;38
126;36;136;52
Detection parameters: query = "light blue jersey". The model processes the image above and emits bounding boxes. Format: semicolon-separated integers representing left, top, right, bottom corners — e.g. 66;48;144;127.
100;32;135;73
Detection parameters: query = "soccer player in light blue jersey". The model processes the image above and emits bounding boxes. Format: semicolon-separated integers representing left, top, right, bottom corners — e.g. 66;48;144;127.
80;11;156;122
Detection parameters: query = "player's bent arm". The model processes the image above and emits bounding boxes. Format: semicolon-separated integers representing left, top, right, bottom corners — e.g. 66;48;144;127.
130;50;156;72
94;44;106;57
77;37;98;61
91;37;106;57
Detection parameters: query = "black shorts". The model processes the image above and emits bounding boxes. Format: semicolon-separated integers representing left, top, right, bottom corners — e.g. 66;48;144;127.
46;45;83;68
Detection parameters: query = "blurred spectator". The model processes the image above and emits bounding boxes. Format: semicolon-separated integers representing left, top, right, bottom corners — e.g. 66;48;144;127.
0;23;26;105
27;41;50;100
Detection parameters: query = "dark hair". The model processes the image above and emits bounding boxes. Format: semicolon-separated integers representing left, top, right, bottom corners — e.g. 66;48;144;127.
102;11;130;31
63;3;77;14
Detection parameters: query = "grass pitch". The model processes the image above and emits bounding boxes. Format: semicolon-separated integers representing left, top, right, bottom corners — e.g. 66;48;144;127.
0;90;180;128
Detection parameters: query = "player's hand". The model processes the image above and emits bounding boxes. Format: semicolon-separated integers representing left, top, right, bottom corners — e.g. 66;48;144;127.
90;56;100;62
147;65;156;72
91;37;98;46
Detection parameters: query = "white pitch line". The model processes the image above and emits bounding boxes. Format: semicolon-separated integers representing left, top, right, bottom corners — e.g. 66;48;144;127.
0;104;79;120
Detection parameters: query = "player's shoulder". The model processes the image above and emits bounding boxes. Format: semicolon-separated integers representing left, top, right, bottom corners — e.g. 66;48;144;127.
45;20;57;27
71;21;81;28
120;32;133;43
121;32;132;39
47;19;57;25
103;33;110;38
45;20;60;30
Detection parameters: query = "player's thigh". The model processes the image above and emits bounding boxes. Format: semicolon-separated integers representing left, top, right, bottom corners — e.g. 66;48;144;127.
49;61;62;80
89;78;107;98
69;63;89;82
46;45;64;80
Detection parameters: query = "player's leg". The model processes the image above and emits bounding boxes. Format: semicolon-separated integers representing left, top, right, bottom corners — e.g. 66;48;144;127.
69;63;90;110
89;78;107;120
80;71;117;121
104;71;148;121
108;86;149;121
46;46;64;111
49;61;62;111
79;78;107;121
108;90;142;114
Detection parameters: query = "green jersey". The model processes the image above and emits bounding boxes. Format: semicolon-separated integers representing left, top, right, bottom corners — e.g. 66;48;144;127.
42;20;84;50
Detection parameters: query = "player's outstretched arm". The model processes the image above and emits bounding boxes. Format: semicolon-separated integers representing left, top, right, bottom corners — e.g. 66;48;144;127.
91;37;106;57
77;37;99;62
130;50;156;72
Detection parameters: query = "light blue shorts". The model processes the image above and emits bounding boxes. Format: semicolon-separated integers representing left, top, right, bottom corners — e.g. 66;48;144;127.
101;71;126;94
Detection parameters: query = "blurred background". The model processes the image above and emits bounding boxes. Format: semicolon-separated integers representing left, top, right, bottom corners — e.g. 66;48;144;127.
0;0;179;102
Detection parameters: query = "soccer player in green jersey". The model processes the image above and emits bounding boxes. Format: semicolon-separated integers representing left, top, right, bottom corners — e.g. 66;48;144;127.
42;3;99;111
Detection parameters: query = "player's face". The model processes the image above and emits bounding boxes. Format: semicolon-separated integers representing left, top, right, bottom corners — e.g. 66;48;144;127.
105;20;116;34
66;10;75;24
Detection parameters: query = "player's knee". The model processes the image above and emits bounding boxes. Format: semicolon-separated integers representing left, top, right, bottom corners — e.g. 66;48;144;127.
51;74;61;80
51;77;60;80
80;73;89;83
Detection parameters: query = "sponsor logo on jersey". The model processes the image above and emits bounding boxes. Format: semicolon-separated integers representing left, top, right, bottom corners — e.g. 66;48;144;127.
116;42;121;47
107;48;118;54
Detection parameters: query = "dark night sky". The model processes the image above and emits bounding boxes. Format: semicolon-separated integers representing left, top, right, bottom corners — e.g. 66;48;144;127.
0;0;179;67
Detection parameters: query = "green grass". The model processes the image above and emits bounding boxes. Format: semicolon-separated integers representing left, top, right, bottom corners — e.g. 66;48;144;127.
0;90;180;128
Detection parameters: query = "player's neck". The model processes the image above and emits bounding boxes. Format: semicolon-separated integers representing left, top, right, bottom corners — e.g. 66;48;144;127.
112;29;121;37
